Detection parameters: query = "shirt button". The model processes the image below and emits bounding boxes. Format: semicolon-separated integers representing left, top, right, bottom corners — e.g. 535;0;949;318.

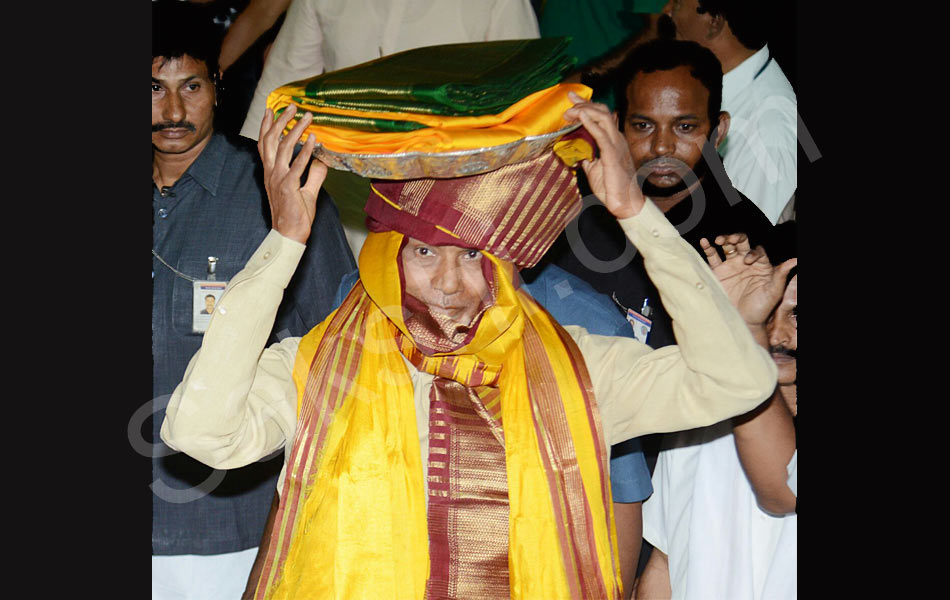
158;208;168;219
263;251;271;259
218;306;227;315
695;282;704;290
651;228;660;237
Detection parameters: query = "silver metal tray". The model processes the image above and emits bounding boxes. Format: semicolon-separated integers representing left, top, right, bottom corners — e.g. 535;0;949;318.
308;122;581;179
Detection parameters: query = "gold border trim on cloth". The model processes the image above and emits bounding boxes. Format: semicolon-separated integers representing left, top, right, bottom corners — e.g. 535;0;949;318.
253;287;370;599
307;123;581;179
253;231;620;599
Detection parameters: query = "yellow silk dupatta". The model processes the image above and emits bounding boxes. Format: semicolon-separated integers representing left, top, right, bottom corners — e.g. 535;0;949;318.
253;231;621;600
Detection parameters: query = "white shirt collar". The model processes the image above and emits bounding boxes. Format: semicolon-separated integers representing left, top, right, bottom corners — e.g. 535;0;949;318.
721;44;770;106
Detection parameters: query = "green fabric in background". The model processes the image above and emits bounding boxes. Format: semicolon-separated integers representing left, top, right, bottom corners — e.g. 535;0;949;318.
630;0;668;13
538;0;664;109
294;38;576;116
323;168;371;236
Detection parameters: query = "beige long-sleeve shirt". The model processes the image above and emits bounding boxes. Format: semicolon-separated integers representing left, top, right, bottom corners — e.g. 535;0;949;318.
161;199;776;492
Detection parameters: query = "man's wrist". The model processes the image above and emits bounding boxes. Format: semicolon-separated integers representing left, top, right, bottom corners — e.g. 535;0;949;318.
608;182;646;220
275;223;311;245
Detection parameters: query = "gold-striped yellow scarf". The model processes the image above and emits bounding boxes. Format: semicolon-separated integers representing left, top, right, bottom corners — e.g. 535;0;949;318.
253;230;621;599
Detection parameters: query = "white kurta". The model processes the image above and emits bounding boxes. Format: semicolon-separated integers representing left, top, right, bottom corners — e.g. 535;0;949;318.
719;44;798;225
642;421;797;600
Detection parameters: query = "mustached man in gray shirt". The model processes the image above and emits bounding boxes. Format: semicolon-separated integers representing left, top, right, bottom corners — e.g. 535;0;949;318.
150;2;355;598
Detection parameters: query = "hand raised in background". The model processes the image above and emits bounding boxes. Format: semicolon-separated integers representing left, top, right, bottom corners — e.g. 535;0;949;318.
699;233;797;328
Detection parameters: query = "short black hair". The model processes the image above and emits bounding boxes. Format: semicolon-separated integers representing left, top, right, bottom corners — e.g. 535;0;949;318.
697;0;769;51
612;39;723;129
152;0;222;77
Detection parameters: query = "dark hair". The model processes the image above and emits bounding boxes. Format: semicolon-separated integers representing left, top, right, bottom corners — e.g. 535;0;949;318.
152;0;223;78
611;39;723;129
697;0;768;51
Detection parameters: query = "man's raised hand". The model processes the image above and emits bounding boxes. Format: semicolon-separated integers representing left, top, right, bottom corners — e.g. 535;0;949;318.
257;106;326;244
699;233;797;328
562;91;645;220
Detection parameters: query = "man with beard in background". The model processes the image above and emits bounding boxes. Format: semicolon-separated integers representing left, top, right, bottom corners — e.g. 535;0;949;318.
534;37;774;354
659;0;798;224
576;1;797;225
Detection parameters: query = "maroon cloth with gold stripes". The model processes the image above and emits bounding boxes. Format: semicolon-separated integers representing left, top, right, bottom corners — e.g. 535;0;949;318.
366;151;582;268
397;281;512;599
423;377;510;600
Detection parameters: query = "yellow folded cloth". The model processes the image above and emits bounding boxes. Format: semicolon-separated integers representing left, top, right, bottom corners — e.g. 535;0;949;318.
266;83;593;155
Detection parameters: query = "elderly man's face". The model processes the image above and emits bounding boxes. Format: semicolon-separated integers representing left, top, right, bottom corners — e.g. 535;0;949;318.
401;237;490;327
152;55;215;156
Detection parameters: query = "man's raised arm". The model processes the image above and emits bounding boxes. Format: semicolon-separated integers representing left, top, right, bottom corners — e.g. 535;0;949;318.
560;93;777;441
161;107;326;469
700;235;797;515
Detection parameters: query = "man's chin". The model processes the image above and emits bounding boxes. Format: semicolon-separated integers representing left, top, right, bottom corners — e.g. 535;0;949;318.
152;130;212;156
153;139;197;155
641;179;687;198
774;360;796;385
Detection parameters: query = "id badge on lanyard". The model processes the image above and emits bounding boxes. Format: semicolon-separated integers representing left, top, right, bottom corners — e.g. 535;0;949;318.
153;249;230;334
613;293;653;344
191;256;227;334
192;281;226;333
625;307;652;344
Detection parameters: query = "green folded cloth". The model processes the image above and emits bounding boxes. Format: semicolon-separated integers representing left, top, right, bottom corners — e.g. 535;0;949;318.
288;37;576;117
276;104;429;133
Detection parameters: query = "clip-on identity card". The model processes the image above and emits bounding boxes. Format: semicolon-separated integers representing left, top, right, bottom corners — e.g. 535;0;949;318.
192;280;227;333
626;308;652;344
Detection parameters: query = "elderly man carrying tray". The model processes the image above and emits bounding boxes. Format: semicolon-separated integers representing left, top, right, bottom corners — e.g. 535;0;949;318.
161;82;783;598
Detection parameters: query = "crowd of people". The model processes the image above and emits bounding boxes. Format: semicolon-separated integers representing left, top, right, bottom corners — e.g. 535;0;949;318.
151;1;797;598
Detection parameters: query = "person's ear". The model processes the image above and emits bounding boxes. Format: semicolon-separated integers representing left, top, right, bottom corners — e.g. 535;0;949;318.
712;110;730;148
706;12;726;40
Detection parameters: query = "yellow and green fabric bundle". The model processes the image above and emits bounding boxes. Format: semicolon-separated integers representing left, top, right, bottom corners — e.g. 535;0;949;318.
265;37;592;156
